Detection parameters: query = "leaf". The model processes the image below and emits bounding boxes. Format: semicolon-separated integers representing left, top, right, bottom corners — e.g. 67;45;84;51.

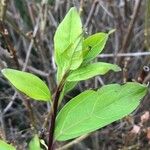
29;135;42;150
67;41;83;70
0;140;16;150
59;81;78;103
59;36;83;71
83;32;108;64
1;69;51;101
67;62;121;82
108;29;116;35
55;82;147;141
54;7;83;82
63;81;78;94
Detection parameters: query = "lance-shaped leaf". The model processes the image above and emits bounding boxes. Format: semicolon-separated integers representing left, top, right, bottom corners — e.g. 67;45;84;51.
83;32;108;64
55;82;147;141
0;140;16;150
29;135;42;150
67;62;121;82
1;69;51;101
54;7;83;82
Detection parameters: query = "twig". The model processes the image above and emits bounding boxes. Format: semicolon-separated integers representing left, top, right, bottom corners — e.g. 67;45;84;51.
22;17;39;71
0;105;6;140
40;0;48;36
98;1;114;18
48;73;68;150
119;0;142;54
0;0;8;21
0;22;20;68
6;15;29;40
19;94;38;132
79;0;84;15
84;0;99;28
97;52;150;58
0;0;19;68
26;66;49;77
122;57;130;83
48;10;57;28
56;134;90;150
3;92;17;114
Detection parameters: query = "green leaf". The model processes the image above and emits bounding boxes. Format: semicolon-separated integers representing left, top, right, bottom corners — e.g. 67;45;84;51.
108;29;116;35
67;62;121;82
63;81;78;94
83;32;108;64
54;7;83;82
1;69;51;101
59;36;83;71
58;81;78;104
29;135;42;150
55;82;147;141
0;140;16;150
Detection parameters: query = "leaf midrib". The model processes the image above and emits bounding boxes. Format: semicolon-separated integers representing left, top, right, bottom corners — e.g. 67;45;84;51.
56;86;140;139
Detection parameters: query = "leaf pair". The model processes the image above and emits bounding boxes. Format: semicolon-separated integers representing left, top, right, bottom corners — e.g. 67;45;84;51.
54;7;111;84
54;7;118;97
59;62;120;103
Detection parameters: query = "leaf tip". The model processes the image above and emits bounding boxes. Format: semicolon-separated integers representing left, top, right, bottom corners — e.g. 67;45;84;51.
108;29;116;35
115;65;122;72
1;68;6;73
70;7;77;11
1;68;7;76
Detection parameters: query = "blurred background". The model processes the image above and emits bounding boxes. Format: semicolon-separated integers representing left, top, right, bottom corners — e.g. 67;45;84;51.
0;0;150;149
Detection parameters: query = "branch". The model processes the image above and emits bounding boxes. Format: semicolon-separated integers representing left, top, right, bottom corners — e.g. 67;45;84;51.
0;0;8;21
56;134;90;150
48;73;68;150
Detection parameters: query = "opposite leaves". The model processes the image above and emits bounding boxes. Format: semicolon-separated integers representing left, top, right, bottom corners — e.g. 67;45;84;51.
55;82;147;141
54;7;118;84
1;69;51;101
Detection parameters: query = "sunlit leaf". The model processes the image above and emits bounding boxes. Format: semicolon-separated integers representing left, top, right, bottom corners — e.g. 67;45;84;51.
29;135;42;150
83;33;108;64
54;7;83;82
0;140;16;150
55;82;147;141
67;62;121;81
1;69;51;101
